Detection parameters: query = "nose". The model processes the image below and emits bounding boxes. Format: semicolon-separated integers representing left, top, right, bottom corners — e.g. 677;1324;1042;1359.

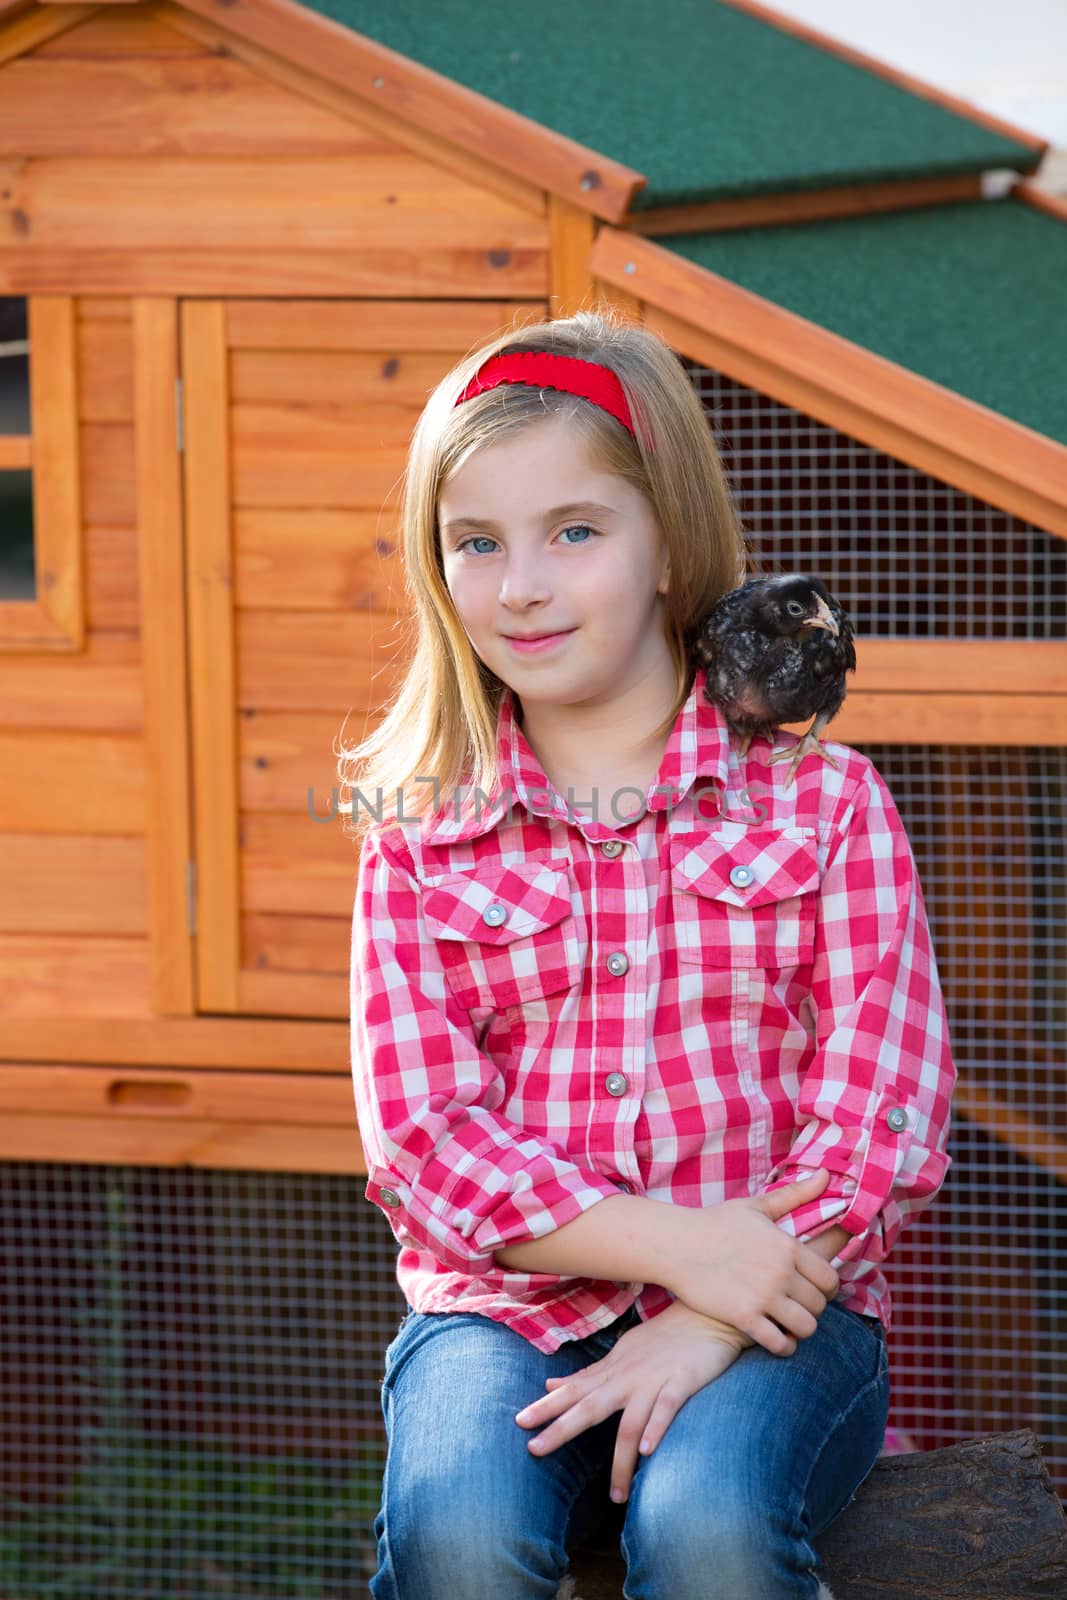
498;549;551;610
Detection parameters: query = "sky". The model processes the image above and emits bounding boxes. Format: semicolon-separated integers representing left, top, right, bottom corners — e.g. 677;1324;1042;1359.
764;0;1067;156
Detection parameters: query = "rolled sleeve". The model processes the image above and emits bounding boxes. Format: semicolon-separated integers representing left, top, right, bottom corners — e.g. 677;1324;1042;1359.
755;760;956;1268
350;827;622;1276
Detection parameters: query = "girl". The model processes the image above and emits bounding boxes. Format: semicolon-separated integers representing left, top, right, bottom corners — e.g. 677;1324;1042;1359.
341;307;956;1600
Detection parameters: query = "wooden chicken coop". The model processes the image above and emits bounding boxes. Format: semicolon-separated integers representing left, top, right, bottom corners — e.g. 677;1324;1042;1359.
0;0;1065;1591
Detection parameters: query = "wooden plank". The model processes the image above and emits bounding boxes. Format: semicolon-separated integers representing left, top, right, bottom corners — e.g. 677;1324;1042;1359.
79;419;136;523
787;693;1067;747
181;298;240;1011
236;608;406;710
719;0;1049;164
234;508;403;611
30;6;205;56
162;0;645;223
237;966;346;1018
0;833;146;932
149;0;548;220
0;1;96;67
0;728;144;831
85;523;141;630
7;296;85;649
3;154;546;249
230;347;465;409
549;193;597;318
0;55;398;157
0;1013;348;1068
76;303;134;421
0;435;31;468
0;1112;362;1172
0;1062;354;1120
0;932;151;1016
0;247;546;297
75;294;131;318
223;297;537;349
242;910;349;976
1017;180;1067;224
625;174;984;237
238;708;379;811
241;811;356;917
594;247;1067;539
0;598;80;648
231;412;408;507
842;641;1067;695
0;631;141;729
133;297;195;1013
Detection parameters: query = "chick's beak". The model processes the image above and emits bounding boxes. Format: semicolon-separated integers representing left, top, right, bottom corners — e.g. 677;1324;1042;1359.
803;594;839;638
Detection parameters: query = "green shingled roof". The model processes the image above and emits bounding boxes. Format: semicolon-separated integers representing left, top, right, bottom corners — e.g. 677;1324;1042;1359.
658;194;1067;447
659;198;1067;451
300;0;1038;208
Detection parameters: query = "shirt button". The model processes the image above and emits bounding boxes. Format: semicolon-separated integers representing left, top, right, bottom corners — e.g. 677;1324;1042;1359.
606;951;629;977
601;839;623;858
482;902;507;927
605;1073;629;1097
886;1106;909;1133
379;1188;401;1207
615;1180;633;1193
729;863;754;888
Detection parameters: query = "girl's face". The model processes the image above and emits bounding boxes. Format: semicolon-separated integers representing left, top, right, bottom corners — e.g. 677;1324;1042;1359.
438;415;673;717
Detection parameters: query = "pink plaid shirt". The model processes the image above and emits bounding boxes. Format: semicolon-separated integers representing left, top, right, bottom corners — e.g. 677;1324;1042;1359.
350;666;955;1353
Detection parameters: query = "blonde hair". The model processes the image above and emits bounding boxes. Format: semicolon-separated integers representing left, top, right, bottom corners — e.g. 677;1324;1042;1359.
336;304;751;839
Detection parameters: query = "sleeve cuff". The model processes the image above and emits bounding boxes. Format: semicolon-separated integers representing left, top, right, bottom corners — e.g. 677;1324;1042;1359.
365;1161;626;1278
757;1089;926;1265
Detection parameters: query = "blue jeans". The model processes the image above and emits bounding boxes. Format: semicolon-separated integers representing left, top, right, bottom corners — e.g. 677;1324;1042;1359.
370;1296;890;1599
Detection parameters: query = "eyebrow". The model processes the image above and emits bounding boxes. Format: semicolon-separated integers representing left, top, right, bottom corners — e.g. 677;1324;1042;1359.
440;500;620;536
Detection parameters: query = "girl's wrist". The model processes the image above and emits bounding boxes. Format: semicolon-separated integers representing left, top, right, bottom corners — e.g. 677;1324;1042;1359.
658;1296;753;1351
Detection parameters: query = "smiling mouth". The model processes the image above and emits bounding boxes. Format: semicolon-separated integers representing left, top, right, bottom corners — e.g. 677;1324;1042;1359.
503;629;574;641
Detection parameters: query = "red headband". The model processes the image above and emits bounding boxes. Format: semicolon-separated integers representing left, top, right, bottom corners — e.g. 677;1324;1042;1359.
454;350;643;443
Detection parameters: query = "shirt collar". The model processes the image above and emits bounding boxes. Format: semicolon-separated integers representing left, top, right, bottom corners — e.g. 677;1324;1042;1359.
420;666;731;846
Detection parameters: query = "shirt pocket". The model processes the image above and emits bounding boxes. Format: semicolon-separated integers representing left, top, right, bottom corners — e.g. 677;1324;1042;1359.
669;827;821;969
421;856;582;1011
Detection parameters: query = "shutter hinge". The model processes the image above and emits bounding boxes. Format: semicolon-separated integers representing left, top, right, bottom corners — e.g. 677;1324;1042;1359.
175;375;185;455
186;859;197;936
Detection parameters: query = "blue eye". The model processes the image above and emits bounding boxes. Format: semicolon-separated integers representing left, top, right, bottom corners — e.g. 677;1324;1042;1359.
454;524;598;556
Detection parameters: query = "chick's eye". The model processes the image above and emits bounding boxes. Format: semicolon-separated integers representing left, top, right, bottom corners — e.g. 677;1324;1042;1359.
558;524;595;545
786;600;805;616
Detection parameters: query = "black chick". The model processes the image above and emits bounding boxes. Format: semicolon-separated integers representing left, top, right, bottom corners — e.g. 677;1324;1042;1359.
692;573;856;787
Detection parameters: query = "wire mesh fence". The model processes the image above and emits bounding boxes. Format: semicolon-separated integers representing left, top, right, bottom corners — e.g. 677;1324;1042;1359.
682;356;1067;640
0;1164;402;1597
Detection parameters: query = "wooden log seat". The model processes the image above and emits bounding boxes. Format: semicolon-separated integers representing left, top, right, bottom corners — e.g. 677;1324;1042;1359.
557;1431;1067;1599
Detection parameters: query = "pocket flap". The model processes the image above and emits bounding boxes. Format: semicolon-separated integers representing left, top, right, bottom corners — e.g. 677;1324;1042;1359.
422;858;573;946
670;829;820;909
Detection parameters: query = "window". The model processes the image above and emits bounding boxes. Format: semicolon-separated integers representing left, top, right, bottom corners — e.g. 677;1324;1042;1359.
0;296;35;602
0;295;83;648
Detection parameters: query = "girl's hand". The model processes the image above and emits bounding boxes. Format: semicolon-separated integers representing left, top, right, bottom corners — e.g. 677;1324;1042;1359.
514;1300;754;1505
658;1170;841;1355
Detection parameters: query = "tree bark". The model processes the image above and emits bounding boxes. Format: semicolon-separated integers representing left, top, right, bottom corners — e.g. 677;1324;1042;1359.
562;1430;1067;1600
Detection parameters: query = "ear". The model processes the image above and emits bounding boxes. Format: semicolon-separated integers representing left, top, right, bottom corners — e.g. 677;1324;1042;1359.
656;556;671;596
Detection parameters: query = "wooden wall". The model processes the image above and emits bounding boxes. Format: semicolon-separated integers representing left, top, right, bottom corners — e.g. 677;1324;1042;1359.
0;3;551;295
0;1;621;1167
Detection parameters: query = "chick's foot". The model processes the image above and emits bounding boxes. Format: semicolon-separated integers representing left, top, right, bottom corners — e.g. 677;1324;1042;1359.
767;731;843;787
